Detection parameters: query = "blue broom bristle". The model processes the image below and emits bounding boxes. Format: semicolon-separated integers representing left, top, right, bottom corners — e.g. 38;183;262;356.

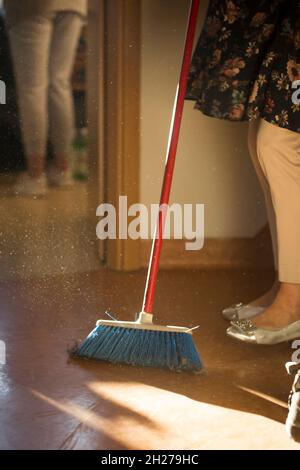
71;325;203;372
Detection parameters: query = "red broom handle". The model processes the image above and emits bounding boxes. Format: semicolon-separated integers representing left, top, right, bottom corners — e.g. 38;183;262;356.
142;0;200;314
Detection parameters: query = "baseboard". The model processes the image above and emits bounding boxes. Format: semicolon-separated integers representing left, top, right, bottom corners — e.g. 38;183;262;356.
140;226;274;270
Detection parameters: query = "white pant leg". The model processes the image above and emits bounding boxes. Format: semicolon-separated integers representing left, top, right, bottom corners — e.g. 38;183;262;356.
8;16;53;159
248;119;278;271
49;12;83;161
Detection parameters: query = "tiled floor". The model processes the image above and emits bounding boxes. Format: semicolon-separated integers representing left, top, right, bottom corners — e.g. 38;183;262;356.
0;178;299;449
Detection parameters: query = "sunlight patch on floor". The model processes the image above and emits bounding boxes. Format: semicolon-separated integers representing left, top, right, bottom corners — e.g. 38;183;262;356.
86;381;295;450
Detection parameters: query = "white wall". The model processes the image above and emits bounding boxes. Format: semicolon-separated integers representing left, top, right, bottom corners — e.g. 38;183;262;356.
140;0;266;238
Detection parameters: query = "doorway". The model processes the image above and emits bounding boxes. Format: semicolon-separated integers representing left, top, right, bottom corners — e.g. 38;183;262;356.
87;0;141;271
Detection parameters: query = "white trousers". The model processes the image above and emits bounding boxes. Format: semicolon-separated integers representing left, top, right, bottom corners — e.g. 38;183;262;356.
8;12;83;160
249;118;300;283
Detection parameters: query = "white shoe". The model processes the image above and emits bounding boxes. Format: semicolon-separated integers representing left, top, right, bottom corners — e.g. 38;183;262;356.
222;302;265;321
286;361;300;442
227;318;300;345
47;166;73;188
14;173;48;197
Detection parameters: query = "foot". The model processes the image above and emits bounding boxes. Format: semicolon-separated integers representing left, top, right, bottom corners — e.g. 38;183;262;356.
222;303;265;321
222;280;279;321
14;172;48;197
248;280;279;307
251;283;300;329
48;166;73;188
227;317;300;344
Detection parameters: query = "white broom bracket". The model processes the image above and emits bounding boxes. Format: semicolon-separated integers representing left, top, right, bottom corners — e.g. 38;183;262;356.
96;317;194;334
137;312;154;324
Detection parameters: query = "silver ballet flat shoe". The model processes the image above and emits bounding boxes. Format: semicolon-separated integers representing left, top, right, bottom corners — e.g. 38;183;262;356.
222;302;265;321
286;361;300;443
226;319;300;345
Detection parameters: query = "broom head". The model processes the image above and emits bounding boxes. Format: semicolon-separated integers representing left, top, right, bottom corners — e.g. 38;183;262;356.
71;312;203;372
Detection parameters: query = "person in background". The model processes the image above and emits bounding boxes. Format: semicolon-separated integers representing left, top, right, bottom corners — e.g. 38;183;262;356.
4;0;87;196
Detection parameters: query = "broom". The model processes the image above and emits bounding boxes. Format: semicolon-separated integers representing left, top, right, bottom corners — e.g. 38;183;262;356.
71;0;203;372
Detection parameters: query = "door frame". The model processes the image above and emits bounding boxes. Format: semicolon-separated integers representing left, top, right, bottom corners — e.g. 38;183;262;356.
87;0;141;270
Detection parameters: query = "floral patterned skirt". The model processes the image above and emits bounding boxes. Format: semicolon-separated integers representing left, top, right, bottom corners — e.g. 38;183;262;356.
186;0;300;133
